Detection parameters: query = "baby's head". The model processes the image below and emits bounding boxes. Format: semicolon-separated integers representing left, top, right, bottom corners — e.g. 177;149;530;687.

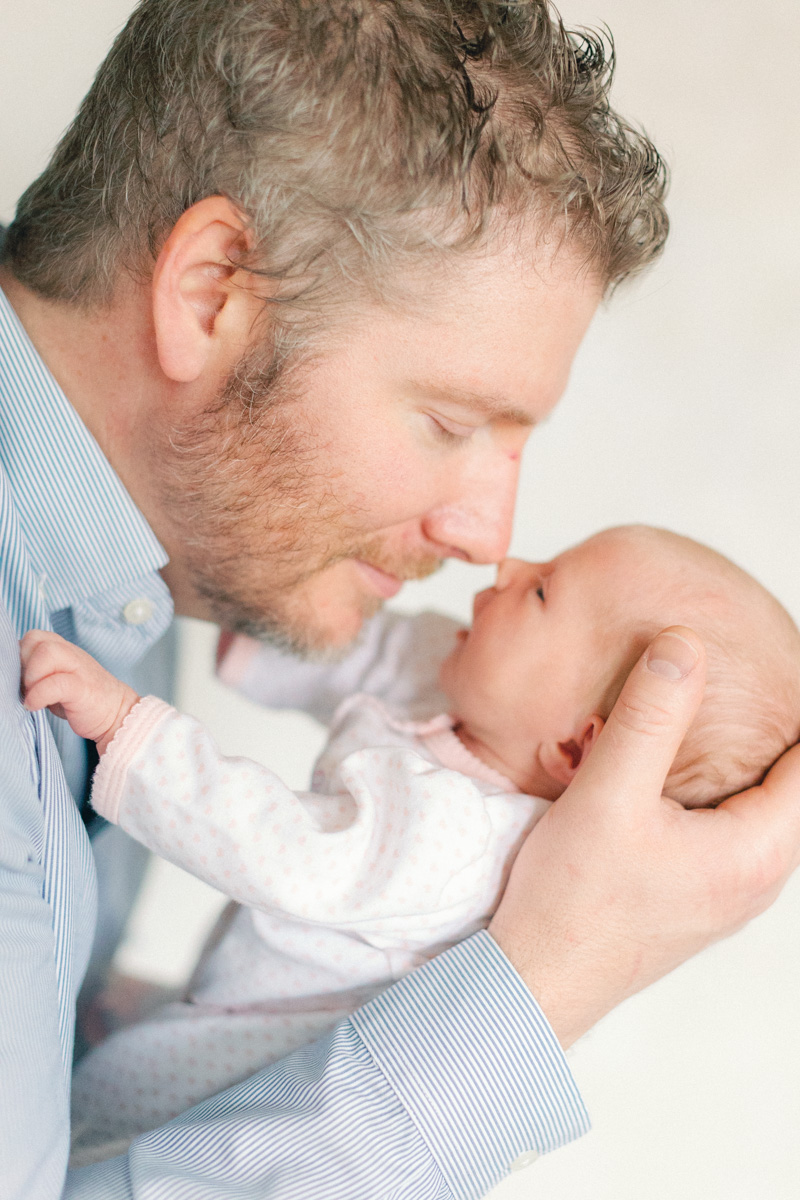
440;525;800;806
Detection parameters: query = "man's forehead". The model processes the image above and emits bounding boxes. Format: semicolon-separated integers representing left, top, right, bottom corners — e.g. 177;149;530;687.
387;256;599;422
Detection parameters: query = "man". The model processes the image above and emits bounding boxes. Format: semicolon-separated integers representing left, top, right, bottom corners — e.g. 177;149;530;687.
1;2;798;1197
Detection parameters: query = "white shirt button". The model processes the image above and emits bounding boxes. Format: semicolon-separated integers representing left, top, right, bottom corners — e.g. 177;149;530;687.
123;597;154;626
510;1149;540;1171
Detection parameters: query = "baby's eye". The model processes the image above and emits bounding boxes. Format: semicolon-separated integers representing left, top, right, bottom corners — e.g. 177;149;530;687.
534;585;545;602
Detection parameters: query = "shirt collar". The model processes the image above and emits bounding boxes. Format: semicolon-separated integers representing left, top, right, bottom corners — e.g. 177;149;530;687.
0;284;169;612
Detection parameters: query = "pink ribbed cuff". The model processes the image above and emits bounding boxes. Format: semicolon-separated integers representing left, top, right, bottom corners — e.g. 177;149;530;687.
91;695;175;824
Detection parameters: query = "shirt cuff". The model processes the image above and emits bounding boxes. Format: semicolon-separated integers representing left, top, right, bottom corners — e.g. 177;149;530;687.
349;928;590;1199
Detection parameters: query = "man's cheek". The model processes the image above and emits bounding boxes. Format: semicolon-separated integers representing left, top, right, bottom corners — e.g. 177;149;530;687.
343;434;437;519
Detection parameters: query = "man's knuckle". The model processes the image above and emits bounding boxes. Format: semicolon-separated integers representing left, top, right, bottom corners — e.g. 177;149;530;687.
745;843;787;899
718;839;787;923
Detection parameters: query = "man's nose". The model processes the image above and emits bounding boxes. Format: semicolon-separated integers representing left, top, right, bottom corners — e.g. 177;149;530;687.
421;454;520;564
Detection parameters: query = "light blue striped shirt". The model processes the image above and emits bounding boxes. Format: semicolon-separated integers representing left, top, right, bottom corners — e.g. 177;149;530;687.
0;283;589;1199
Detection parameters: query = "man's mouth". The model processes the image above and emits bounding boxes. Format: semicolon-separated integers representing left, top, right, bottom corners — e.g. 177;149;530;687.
355;560;404;599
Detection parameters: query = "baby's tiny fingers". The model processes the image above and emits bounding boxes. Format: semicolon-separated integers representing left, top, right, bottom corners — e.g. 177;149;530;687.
23;671;76;716
21;642;74;693
19;628;63;666
20;631;75;680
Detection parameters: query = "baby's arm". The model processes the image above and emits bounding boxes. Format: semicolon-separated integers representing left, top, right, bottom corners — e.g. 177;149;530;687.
20;630;139;754
219;609;461;725
21;631;522;930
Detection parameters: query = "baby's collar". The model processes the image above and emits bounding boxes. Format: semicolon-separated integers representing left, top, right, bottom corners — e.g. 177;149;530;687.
393;711;518;793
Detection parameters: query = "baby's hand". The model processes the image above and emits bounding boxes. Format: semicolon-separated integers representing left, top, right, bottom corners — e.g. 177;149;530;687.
20;630;140;755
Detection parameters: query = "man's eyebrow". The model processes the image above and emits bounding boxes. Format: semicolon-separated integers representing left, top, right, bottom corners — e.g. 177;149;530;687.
409;381;537;428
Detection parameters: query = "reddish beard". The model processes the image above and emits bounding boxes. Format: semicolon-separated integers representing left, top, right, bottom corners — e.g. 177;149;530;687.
155;346;441;655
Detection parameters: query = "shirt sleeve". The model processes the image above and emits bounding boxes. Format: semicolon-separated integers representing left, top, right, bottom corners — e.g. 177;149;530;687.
217;609;461;724
0;603;71;1198
91;697;534;934
63;931;589;1200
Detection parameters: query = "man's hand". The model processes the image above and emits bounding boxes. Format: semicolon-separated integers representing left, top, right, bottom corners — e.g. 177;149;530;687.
489;626;800;1048
20;630;140;755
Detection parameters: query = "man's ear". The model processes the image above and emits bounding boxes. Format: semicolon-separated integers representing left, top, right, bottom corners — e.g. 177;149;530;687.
539;714;605;789
151;195;257;384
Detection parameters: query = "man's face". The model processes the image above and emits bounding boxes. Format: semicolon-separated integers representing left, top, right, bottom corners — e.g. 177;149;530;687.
159;234;600;654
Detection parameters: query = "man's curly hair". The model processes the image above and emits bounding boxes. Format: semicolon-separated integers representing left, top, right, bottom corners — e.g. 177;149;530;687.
5;0;668;308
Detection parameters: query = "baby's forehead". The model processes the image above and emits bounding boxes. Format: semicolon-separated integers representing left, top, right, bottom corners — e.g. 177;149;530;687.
558;527;672;577
566;527;719;578
558;528;746;618
565;527;771;633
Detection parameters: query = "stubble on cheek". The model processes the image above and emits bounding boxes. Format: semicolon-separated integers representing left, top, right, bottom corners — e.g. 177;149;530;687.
153;354;440;655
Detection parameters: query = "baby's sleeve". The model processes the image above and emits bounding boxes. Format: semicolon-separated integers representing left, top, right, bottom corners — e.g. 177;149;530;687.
217;609;461;725
90;697;543;931
90;697;366;915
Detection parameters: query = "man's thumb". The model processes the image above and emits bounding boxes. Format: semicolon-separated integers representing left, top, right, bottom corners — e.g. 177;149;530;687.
571;626;706;811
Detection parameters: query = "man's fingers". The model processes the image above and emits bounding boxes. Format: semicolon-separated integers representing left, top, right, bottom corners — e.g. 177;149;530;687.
721;741;800;880
569;625;706;814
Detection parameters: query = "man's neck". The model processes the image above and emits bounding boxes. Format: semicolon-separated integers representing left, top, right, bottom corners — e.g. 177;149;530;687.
0;267;152;472
0;267;207;618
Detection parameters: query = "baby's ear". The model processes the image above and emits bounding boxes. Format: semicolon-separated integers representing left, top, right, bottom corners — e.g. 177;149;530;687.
539;715;605;788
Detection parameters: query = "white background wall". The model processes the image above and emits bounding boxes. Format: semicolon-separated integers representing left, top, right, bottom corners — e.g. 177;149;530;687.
2;2;799;1196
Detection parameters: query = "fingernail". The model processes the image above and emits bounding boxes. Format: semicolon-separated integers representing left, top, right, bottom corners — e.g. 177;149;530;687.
645;632;699;680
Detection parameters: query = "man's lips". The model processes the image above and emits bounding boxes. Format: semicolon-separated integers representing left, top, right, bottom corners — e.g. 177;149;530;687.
355;560;404;599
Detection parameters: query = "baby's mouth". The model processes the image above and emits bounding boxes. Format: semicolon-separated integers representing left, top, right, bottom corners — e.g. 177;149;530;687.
456;628;469;643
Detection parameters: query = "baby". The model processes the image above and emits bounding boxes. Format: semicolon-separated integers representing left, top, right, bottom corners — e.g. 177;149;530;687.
21;524;800;1164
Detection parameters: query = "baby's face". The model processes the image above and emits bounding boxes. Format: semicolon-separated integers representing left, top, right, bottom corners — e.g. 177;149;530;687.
441;524;799;801
439;532;620;761
439;526;747;795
